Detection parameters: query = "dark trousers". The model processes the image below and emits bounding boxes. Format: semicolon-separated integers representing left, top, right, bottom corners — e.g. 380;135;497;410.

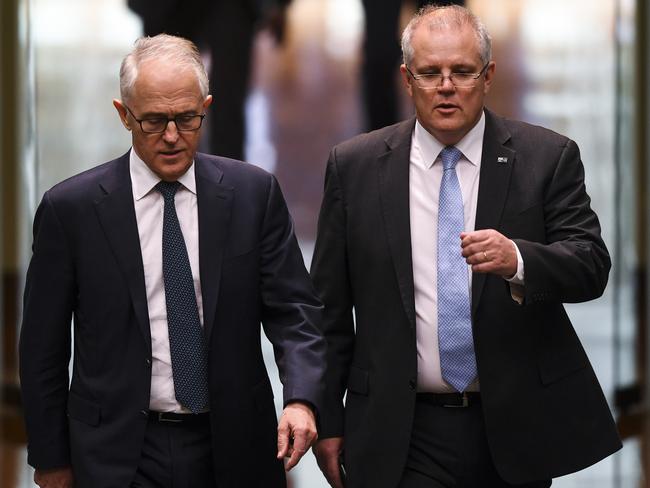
131;414;216;488
398;396;551;488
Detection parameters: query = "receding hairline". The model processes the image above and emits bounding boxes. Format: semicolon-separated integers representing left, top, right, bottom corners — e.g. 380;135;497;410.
130;59;204;94
401;5;492;66
119;34;209;103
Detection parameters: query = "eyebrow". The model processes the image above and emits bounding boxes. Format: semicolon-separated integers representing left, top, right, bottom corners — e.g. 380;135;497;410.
138;109;200;118
417;62;479;72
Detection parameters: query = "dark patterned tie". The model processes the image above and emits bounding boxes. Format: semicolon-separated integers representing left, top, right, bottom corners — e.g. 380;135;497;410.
437;146;477;392
156;181;209;413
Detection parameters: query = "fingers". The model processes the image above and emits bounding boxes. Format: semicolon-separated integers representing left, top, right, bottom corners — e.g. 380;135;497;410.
460;229;494;270
277;402;318;471
34;467;74;488
314;438;345;488
277;421;291;460
285;429;310;471
460;229;492;254
320;454;345;488
460;229;517;277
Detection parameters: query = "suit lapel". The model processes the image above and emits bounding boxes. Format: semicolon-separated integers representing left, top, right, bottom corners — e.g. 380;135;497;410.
195;154;233;342
378;119;417;330
94;153;152;351
472;110;516;315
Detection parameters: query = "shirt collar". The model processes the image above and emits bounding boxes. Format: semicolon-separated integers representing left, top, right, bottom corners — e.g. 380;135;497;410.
129;148;197;201
413;110;486;169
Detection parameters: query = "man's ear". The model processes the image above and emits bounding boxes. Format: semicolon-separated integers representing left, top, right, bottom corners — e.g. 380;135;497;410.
113;99;131;131
483;61;496;95
202;94;213;111
399;64;414;98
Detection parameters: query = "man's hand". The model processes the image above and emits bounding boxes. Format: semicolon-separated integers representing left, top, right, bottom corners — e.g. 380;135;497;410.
277;401;318;471
34;467;74;488
313;437;345;488
461;229;517;278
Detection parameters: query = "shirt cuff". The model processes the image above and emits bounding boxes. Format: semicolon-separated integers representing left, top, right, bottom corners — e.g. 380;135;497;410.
505;240;525;303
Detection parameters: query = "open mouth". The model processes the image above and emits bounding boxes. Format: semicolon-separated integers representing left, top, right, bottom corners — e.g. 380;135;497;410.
160;149;183;157
434;103;460;115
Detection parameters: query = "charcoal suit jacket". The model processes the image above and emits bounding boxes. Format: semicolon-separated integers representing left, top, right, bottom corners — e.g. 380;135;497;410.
310;109;621;487
20;151;325;487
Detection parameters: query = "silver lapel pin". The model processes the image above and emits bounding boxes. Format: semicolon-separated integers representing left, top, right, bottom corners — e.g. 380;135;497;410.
497;156;508;163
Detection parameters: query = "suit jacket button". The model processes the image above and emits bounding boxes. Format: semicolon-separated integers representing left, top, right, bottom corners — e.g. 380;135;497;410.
409;379;416;390
140;410;148;417
146;358;151;365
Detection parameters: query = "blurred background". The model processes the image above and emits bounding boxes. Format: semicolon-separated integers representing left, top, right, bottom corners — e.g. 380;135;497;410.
0;0;648;486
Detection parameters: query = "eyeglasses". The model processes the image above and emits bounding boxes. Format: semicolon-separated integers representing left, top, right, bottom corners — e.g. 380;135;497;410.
405;62;490;89
124;105;205;133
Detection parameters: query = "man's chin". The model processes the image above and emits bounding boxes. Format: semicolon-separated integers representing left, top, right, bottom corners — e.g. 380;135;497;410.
153;159;192;181
427;123;466;145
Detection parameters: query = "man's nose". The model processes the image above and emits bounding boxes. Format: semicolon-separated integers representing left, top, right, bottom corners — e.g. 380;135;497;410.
162;120;179;142
437;75;456;92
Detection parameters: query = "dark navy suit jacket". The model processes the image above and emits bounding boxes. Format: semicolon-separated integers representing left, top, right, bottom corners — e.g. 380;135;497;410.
20;151;325;487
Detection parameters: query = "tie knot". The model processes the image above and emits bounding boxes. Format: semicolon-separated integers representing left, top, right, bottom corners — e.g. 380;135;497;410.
440;146;463;170
156;181;181;201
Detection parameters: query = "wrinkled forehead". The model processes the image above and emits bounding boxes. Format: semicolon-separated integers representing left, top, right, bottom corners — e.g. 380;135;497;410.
132;61;203;97
136;58;200;83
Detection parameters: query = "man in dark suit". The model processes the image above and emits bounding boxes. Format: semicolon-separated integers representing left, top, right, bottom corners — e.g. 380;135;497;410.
311;5;620;488
19;34;324;488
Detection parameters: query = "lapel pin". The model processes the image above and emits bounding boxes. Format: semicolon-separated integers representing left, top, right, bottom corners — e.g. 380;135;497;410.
497;156;508;163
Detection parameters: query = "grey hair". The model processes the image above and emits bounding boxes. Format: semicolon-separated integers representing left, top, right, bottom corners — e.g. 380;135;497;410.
401;4;492;66
119;34;209;102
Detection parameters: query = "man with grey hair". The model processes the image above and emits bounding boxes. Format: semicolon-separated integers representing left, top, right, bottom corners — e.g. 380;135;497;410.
311;4;620;488
20;34;325;487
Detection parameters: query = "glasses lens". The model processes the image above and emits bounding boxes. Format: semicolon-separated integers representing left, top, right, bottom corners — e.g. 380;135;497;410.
417;75;442;88
451;73;477;87
141;119;167;133
139;115;203;133
176;115;202;131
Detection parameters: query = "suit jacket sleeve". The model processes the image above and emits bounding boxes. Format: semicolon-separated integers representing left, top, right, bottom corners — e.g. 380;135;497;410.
258;174;326;412
309;148;356;438
513;139;610;304
19;191;74;469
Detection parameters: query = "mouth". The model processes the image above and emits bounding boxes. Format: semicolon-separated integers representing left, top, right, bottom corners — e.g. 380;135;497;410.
434;103;459;114
159;149;184;158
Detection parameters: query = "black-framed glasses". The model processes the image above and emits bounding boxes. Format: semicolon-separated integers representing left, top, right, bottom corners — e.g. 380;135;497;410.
123;105;205;133
405;62;490;89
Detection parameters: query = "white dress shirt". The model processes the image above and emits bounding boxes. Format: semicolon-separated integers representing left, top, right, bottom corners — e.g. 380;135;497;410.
410;113;524;392
129;149;204;413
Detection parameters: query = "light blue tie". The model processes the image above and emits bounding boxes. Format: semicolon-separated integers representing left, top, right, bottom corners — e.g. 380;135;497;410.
437;146;477;392
157;181;209;413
